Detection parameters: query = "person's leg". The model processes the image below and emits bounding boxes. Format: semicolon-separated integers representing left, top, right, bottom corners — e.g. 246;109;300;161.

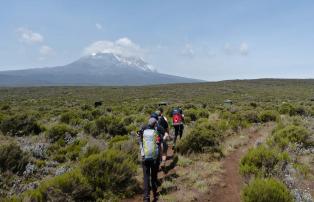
142;160;151;202
162;140;168;161
161;140;168;168
179;124;184;139
173;125;179;147
151;160;159;201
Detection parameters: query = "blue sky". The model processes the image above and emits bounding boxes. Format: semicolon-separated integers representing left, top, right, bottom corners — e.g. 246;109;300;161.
1;0;314;81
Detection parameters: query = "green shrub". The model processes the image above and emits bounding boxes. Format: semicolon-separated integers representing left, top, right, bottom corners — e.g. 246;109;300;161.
0;143;29;174
96;115;127;136
80;149;138;198
250;102;258;108
64;140;87;161
242;178;293;202
184;108;208;122
1;105;10;111
108;135;129;147
279;102;306;116
177;119;221;154
279;102;295;115
81;145;101;159
240;145;289;178
109;136;138;161
91;109;102;118
123;115;136;126
0;114;42;136
24;169;93;202
47;124;76;143
259;110;279;123
60;111;80;125
243;110;260;123
83;121;99;137
185;108;198;121
272;125;311;148
221;111;250;131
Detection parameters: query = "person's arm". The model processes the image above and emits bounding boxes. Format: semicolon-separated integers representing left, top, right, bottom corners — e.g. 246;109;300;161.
137;126;145;158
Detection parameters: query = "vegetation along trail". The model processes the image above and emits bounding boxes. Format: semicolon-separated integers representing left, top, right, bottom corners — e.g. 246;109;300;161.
206;123;275;202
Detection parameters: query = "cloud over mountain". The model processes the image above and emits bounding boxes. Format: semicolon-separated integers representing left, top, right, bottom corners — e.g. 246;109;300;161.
17;27;43;44
84;37;145;58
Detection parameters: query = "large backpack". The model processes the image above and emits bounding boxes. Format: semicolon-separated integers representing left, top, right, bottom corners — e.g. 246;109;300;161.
158;116;169;130
172;109;183;125
141;129;159;160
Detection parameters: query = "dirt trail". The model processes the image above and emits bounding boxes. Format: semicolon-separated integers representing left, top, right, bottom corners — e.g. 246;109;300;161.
125;124;274;202
206;123;274;202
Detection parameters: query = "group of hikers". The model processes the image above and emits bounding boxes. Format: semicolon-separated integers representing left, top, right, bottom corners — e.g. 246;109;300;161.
137;107;185;202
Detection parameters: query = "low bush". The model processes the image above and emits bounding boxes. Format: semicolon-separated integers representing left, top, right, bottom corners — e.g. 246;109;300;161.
0;114;42;136
96;115;127;136
243;110;260;123
47;124;76;143
83;121;99;137
221;111;250;131
259;110;279;123
272;124;311;149
240;145;289;178
1;105;10;111
242;178;293;202
0;143;29;174
279;102;295;115
60;111;80;125
184;108;209;122
81;145;101;159
177;119;221;154
80;149;138;199
24;169;93;202
109;135;138;161
279;102;306;116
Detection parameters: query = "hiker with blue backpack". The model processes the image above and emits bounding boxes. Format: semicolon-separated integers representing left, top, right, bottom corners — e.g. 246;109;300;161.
172;107;184;149
137;117;165;202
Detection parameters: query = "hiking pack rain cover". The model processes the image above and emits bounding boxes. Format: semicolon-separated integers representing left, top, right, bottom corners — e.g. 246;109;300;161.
141;129;159;160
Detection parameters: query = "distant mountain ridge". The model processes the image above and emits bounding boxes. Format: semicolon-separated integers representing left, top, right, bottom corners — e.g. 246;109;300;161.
0;53;202;86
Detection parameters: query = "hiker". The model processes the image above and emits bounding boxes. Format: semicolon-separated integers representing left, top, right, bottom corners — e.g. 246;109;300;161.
172;107;184;149
137;118;163;202
155;108;170;168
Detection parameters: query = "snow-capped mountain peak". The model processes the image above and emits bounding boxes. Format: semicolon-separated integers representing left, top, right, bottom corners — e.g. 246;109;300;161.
86;52;156;72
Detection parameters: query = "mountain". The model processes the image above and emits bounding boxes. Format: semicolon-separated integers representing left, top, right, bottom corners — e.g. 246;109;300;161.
0;53;202;86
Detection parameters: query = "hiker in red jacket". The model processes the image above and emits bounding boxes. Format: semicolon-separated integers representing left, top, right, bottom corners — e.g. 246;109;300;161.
172;107;184;149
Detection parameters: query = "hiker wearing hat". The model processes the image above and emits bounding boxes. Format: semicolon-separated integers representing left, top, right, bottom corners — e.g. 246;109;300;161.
137;117;164;202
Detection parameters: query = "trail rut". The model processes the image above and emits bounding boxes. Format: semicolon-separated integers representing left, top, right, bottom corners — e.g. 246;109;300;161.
205;123;275;202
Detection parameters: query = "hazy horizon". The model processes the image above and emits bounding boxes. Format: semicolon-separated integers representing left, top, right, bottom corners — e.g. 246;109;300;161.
1;1;314;81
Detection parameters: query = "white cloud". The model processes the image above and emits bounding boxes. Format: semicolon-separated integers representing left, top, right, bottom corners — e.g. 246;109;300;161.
95;23;103;30
39;45;54;56
224;42;249;56
84;37;144;57
116;37;135;47
17;27;44;44
239;42;249;55
224;43;234;55
180;43;195;57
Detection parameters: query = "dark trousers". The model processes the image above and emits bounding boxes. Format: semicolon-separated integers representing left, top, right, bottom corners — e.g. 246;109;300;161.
173;124;184;145
142;159;158;201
